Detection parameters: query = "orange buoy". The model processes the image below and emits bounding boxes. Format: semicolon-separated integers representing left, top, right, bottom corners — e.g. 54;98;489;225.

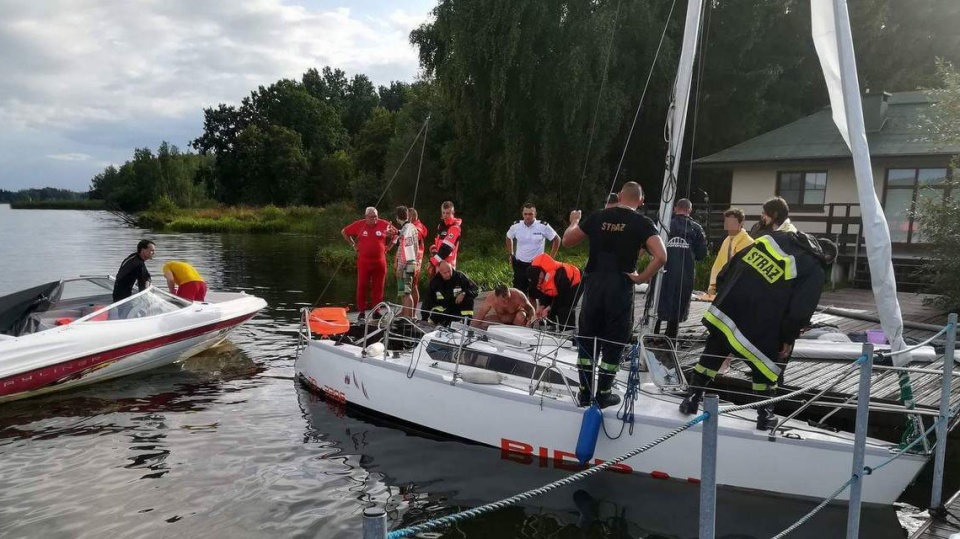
308;307;350;337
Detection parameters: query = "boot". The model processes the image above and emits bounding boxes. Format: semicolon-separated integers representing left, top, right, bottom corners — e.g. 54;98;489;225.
679;372;712;415
596;372;621;409
576;366;592;407
576;388;591;407
755;387;778;430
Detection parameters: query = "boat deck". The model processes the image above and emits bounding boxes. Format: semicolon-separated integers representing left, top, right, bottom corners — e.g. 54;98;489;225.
660;288;958;412
910;489;960;539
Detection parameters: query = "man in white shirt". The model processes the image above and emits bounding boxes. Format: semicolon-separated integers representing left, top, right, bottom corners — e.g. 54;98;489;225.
394;206;420;318
505;203;560;293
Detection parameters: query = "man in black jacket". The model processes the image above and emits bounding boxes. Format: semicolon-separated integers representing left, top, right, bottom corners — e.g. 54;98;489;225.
655;199;707;339
113;240;156;303
678;220;831;430
421;261;479;326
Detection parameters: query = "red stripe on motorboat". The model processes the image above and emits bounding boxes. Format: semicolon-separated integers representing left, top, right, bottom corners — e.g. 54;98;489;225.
0;313;257;397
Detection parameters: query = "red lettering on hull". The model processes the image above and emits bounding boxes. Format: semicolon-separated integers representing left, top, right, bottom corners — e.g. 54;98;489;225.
500;438;633;474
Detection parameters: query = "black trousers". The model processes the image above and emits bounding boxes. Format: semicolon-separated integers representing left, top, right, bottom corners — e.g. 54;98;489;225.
511;257;532;292
428;298;475;326
576;273;634;391
693;331;778;389
548;286;583;332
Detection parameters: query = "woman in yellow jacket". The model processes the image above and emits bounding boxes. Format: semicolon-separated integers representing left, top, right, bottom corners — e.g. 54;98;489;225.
161;261;207;301
707;208;754;296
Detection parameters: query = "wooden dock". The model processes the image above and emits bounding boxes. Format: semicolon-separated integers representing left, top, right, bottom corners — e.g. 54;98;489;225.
664;288;958;415
910;489;960;539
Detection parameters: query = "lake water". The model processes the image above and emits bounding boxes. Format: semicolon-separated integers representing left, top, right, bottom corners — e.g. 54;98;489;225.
0;205;934;538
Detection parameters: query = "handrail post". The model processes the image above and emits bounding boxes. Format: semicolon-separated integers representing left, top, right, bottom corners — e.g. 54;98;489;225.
846;343;873;539
699;394;719;539
931;312;957;511
362;507;387;539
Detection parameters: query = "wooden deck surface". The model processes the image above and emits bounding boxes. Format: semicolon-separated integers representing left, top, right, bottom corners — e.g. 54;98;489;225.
910;489;960;539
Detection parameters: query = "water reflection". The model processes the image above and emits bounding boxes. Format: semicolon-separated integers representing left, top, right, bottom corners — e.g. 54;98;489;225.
296;384;905;538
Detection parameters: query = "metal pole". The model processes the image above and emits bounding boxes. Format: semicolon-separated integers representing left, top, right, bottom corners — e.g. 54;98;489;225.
699;394;718;539
931;312;957;510
846;343;873;539
362;507;387;539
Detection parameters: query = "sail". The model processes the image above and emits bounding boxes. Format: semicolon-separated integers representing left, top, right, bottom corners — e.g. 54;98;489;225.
811;0;909;364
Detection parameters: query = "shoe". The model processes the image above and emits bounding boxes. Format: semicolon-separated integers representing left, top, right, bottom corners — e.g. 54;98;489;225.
755;387;778;430
577;390;591;407
679;372;712;415
596;392;621;409
357;311;366;322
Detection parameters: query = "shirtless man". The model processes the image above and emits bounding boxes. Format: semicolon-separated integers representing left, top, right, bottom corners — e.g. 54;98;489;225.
471;284;536;329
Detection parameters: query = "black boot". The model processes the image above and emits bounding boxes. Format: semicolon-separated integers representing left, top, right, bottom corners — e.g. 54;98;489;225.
596;372;621;409
576;365;592;407
679;372;712;415
755;387;778;430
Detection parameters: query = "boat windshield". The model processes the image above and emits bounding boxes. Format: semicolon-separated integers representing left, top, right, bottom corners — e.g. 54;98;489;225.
58;277;114;302
98;288;191;321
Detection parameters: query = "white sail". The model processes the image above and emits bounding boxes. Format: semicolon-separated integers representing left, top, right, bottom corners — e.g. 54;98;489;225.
647;0;705;328
811;0;909;364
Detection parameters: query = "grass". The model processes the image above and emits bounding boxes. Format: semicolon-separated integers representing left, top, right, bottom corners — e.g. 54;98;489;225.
9;200;107;210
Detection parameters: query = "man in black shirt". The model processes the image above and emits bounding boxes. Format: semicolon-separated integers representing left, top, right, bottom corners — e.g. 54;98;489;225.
563;182;667;408
421;261;479;326
113;240;156;303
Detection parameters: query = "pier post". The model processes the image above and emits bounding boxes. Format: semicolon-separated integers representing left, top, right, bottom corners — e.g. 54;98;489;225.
846;344;873;539
931;312;957;511
362;507;387;539
699;394;718;539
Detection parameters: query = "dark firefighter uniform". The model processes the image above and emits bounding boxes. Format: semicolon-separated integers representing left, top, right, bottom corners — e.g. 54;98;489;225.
655;214;707;338
430;217;463;269
421;269;478;326
577;207;659;407
680;230;828;429
526;253;582;331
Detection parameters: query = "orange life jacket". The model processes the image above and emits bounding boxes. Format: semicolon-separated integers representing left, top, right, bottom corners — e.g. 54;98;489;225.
530;253;581;297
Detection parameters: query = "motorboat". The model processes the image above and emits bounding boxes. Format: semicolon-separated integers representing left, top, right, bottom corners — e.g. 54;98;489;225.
0;276;266;403
295;304;931;506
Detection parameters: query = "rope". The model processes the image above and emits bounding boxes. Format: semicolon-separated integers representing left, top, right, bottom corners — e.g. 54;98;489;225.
880;322;953;359
718;357;863;414
412;115;430;209
385;412;709;539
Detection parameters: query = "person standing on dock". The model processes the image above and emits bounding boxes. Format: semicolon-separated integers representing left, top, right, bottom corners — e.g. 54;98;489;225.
505;203;560;293
342;207;396;320
707;208;754;297
113;240;155;303
562;182;667;408
679;197;832;429
655;198;707;339
161;260;207;301
428;201;462;277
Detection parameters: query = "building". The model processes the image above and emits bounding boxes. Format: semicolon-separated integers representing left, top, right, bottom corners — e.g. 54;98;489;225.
695;91;959;289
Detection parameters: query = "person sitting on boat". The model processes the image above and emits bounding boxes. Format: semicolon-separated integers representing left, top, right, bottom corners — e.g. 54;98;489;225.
393;206;420;318
421;261;478;326
161;260;207;302
707;207;754;297
408;207;428;309
505;202;559;293
471;283;536;330
113;239;155;303
428;201;462;278
679;197;832;430
562;182;667;408
342;207;397;320
654;199;707;339
525;253;582;332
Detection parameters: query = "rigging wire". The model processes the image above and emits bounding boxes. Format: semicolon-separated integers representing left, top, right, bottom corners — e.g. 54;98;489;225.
412;116;430;209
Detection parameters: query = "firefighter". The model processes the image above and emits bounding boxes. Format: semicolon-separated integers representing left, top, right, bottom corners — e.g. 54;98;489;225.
562;182;667;408
679;197;832;430
421;261;478;326
654;198;707;339
428;201;463;276
526;253;582;331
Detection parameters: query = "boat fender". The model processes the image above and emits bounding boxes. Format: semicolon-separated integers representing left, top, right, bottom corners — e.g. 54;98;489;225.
575;404;602;465
364;342;385;357
459;371;501;385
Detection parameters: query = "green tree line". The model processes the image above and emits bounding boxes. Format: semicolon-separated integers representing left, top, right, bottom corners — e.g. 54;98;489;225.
89;0;960;227
0;188;88;203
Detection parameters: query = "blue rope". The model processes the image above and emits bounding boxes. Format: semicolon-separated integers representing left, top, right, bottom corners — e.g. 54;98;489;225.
385;412;709;539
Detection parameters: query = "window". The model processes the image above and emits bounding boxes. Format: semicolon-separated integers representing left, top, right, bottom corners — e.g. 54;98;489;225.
883;168;951;243
776;171;828;210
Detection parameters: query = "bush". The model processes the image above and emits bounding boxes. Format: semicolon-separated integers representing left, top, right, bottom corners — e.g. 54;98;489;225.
915;177;960;309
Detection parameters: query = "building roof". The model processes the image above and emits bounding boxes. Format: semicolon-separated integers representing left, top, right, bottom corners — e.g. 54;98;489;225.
695;91;960;166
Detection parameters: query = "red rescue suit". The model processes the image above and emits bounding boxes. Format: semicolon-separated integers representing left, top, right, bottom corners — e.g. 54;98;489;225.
430;217;462;268
342;218;394;312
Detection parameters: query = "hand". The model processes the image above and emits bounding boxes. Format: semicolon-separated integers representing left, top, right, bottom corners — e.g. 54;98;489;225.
779;343;793;360
707;285;716;296
430;246;438;254
624;271;645;284
536;306;549;318
569;210;582;225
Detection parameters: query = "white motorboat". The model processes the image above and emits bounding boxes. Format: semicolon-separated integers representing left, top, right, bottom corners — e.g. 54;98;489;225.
0;276;266;403
295;307;929;506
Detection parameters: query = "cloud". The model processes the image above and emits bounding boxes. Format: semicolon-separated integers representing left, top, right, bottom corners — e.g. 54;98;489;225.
46;153;92;161
0;0;431;190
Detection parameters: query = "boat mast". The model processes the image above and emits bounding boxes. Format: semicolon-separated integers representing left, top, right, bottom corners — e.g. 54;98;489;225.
811;0;909;361
645;0;705;331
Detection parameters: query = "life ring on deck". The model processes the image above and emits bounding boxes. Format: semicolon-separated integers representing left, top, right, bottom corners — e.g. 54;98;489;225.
308;307;350;337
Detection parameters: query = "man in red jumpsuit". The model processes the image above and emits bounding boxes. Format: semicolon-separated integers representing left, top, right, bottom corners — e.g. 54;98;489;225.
428;201;462;277
342;207;396;319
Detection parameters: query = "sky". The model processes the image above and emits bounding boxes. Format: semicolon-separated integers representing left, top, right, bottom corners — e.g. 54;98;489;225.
0;0;435;192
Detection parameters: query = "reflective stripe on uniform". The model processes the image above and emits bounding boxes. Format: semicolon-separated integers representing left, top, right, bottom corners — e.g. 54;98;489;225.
704;305;780;382
461;310;474;316
694;364;718;379
577;357;592;367
599;361;619;373
755;236;796;280
752;382;777;391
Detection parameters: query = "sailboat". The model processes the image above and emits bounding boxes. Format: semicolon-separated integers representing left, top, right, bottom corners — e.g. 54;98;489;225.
294;0;946;505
